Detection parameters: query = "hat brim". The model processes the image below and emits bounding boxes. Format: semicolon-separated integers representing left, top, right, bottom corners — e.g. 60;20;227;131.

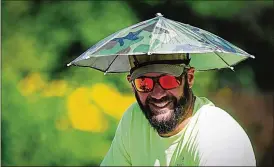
130;64;185;81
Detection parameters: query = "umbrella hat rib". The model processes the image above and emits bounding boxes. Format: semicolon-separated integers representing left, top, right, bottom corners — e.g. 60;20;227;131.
148;17;161;54
214;51;234;71
147;12;165;54
104;55;119;75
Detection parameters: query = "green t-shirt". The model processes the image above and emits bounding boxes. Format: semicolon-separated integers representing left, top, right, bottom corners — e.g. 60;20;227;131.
101;96;256;166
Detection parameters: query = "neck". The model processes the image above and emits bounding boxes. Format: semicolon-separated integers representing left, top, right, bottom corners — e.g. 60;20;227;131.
159;95;196;137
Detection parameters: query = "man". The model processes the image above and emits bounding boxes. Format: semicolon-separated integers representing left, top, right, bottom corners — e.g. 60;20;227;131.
100;53;256;166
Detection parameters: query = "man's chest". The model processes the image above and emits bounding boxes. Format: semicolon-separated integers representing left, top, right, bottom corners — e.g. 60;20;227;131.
129;138;199;166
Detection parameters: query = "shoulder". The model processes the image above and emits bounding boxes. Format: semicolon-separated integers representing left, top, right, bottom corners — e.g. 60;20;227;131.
194;104;254;151
193;105;256;165
119;102;147;130
121;102;143;121
116;102;150;149
195;105;247;137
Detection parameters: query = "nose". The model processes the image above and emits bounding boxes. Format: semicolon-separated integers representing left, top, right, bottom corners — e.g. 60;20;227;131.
150;83;166;100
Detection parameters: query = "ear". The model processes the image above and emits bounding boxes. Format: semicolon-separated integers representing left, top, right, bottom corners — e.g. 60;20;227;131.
126;74;131;82
187;67;195;88
127;74;135;92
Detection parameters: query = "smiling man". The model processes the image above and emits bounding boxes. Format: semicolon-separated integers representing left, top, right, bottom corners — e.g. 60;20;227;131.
100;53;256;166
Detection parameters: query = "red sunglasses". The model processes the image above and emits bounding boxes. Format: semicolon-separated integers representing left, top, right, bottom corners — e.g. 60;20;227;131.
133;74;184;93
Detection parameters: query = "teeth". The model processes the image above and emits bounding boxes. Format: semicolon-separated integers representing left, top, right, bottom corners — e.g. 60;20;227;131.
151;101;170;108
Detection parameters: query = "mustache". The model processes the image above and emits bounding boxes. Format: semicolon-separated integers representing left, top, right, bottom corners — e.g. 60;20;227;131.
146;95;174;104
146;96;173;103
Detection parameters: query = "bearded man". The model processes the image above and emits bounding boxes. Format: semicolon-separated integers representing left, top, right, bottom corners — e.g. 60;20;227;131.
100;54;256;166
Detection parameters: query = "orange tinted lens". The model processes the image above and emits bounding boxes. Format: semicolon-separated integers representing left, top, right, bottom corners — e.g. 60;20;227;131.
159;75;180;89
134;78;153;92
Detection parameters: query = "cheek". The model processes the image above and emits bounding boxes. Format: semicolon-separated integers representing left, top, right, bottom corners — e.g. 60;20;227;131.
168;84;184;98
137;92;149;104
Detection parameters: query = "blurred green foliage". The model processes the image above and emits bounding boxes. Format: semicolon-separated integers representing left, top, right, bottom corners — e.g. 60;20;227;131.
184;1;273;18
1;0;261;166
2;1;138;165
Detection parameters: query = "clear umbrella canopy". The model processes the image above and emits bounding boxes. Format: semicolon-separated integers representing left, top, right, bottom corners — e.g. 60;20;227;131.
67;13;254;73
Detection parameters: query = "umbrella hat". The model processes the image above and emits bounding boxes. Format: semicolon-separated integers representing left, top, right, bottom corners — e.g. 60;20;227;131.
67;13;255;73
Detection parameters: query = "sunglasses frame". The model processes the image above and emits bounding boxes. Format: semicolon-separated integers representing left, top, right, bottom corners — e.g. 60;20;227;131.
132;72;185;93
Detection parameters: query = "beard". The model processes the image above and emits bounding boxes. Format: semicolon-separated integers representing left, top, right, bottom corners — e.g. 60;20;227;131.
134;77;193;135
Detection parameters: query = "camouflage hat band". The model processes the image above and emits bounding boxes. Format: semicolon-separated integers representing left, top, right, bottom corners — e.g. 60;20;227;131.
128;53;190;81
130;64;186;81
128;53;190;68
